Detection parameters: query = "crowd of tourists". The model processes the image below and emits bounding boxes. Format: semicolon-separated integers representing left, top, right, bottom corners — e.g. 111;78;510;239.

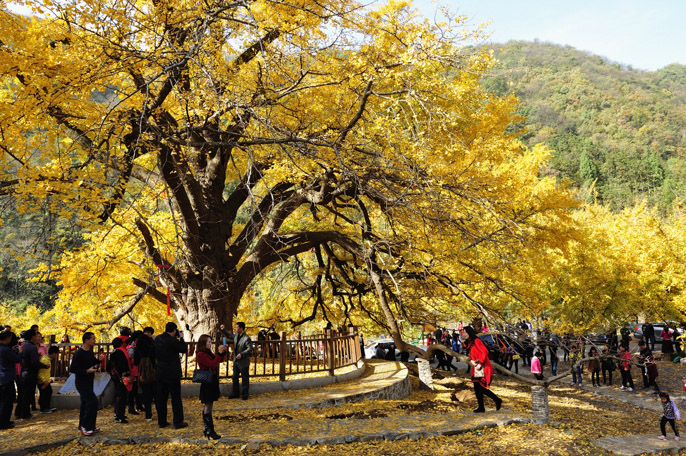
0;321;251;440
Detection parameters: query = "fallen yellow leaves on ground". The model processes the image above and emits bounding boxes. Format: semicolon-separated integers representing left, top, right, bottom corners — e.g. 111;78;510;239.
17;359;686;456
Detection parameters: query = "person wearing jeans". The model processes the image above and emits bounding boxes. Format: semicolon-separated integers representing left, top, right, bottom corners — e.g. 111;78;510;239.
221;322;253;400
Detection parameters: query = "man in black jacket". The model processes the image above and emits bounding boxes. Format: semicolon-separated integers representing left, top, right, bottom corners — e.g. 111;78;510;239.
0;331;21;430
644;323;655;351
220;322;253;400
110;338;130;423
70;332;99;436
14;329;47;420
154;322;188;429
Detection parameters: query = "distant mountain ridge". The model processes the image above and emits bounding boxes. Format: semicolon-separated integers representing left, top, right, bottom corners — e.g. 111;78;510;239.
481;40;686;211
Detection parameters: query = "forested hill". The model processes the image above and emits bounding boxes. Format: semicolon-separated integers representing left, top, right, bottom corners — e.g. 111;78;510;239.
481;40;686;211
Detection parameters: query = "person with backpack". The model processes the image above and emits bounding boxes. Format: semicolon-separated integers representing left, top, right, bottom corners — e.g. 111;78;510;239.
658;392;680;441
134;329;156;421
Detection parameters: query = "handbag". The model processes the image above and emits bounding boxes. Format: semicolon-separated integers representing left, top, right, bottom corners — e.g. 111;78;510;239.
473;364;485;378
192;368;213;384
512;354;521;361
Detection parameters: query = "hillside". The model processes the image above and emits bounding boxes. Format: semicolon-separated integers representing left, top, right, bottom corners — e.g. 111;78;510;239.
482;40;686;211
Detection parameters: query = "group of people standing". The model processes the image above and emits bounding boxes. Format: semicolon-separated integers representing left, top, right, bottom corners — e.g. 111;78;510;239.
0;324;60;431
0;321;253;441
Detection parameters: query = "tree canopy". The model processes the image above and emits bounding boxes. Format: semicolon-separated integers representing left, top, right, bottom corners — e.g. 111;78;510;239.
0;0;578;338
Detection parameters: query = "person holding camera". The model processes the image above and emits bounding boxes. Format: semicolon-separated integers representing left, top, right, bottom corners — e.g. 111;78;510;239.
70;332;100;435
154;322;188;429
0;331;22;430
195;335;226;439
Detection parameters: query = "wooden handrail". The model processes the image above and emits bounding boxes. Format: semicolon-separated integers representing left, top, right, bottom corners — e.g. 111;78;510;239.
49;330;361;380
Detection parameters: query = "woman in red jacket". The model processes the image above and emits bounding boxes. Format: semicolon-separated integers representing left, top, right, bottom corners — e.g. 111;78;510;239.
462;326;503;413
196;334;226;439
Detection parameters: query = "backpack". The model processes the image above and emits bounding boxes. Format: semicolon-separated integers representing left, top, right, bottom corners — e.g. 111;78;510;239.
138;356;155;384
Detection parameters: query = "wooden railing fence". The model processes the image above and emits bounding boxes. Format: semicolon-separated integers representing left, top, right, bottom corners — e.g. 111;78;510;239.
50;328;362;381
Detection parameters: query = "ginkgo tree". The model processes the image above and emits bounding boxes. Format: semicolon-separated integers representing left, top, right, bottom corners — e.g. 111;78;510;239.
1;0;579;340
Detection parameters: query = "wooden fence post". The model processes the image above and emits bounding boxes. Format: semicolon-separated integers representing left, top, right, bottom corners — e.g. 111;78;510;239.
349;326;359;362
279;331;287;382
327;329;335;376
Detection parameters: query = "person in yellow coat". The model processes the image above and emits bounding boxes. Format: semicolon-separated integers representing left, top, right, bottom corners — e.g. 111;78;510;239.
37;343;58;413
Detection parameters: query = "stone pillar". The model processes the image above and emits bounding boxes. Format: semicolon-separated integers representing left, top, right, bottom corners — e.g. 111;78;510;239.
531;385;549;424
417;358;434;391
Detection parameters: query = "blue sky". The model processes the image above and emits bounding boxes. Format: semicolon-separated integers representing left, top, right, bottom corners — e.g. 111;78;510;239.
411;0;686;71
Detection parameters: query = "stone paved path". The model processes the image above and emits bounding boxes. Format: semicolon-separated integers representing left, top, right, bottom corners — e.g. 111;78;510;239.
595;434;686;456
580;382;686;454
579;383;683;413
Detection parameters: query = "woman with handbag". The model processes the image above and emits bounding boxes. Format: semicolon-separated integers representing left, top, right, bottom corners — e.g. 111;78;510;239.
462;326;503;413
195;335;226;439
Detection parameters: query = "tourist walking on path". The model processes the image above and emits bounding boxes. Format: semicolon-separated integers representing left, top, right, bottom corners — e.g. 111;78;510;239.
619;344;635;391
549;342;559;376
195;334;227;440
507;345;519;374
0;331;21;430
154;322;188;429
221;322;253;400
70;332;100;436
462;326;502;413
601;344;615;386
587;347;600;387
658;392;680;441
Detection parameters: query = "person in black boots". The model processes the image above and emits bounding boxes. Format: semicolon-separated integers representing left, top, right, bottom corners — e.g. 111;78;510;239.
70;332;100;435
109;338;131;424
195;334;226;439
462;325;503;413
154;322;188;429
0;331;21;430
134;330;156;421
220;322;253;400
15;329;46;420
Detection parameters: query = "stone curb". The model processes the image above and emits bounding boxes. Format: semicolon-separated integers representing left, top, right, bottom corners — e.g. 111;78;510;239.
0;438;77;456
227;360;412;410
69;414;532;449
